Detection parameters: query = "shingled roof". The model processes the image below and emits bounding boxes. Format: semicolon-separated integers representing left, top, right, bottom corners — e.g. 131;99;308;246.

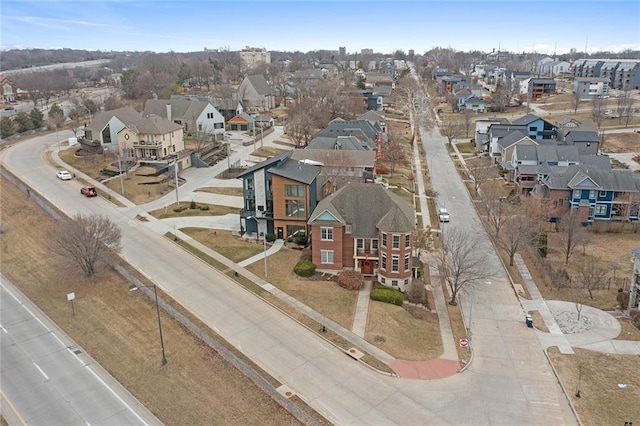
88;106;182;135
309;183;414;238
143;99;213;120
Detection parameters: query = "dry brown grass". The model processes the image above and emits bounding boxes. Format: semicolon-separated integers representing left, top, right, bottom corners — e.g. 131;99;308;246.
147;202;240;219
616;318;640;341
365;302;442;360
102;166;178;205
195;186;244;196
602;132;640;153
252;146;287;158
245;249;358;330
548;347;640;425
180;228;263;263
0;177;306;425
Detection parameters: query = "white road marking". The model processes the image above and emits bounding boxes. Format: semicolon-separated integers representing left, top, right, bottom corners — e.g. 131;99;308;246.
33;362;49;380
0;324;7;334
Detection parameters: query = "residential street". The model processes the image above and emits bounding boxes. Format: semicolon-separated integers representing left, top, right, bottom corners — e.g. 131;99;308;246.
0;119;579;425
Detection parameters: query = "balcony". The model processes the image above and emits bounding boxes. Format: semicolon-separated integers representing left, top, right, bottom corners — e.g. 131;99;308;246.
356;249;379;256
133;140;163;147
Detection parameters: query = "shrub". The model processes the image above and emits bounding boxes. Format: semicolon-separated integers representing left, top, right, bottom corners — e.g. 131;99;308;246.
265;233;276;243
293;260;315;277
293;233;307;246
370;285;404;306
173;206;187;213
537;232;548;258
337;270;364;291
190;200;197;209
199;205;209;211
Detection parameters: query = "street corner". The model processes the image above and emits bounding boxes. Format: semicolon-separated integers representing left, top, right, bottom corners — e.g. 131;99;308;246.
390;358;461;380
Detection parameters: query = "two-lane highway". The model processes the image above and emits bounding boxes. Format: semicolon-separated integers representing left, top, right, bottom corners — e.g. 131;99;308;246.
0;275;161;426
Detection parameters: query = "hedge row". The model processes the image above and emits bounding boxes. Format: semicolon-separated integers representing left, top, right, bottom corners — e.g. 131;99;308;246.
370;285;403;306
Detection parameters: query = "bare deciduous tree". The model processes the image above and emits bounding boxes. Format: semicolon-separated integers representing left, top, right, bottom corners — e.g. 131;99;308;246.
478;183;511;238
557;210;588;265
469;157;494;195
49;213;122;277
392;77;432;145
571;90;581;114
437;227;492;305
462;109;472;138
579;257;609;299
616;85;635;127
380;128;409;176
441;119;462;146
497;199;542;266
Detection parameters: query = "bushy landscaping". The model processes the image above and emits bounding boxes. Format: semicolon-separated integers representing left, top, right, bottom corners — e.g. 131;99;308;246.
293;260;315;277
370;284;404;306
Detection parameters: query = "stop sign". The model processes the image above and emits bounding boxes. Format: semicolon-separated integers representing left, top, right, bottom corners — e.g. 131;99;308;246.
459;338;469;348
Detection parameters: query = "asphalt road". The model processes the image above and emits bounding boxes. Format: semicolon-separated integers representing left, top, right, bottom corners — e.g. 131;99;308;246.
0;274;161;426
1;123;578;424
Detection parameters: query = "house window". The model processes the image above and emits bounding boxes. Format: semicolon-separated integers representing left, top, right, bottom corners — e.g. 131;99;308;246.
404;278;409;286
372;239;378;251
595;204;607;215
381;233;387;247
245;178;254;190
345;225;352;234
207;112;214;119
380;277;386;284
529;126;537;132
357;239;363;250
320;227;333;241
404;254;410;271
285;200;305;217
199;124;203;131
214;123;224;129
405;234;411;248
391;280;398;287
598;191;606;198
392;255;399;272
320;250;334;264
589;190;596;199
285;184;304;197
392;235;400;249
381;253;386;270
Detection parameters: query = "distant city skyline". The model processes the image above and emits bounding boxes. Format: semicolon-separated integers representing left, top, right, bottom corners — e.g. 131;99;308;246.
2;1;639;56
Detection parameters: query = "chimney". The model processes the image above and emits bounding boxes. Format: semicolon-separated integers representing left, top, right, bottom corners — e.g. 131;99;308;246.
166;103;172;121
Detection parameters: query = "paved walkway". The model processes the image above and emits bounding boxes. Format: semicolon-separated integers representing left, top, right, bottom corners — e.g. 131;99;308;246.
351;281;372;338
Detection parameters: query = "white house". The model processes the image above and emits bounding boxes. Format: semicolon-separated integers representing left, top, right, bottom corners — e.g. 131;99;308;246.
143;99;225;140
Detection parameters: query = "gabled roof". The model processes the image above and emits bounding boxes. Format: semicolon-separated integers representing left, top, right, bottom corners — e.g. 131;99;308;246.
306;136;371;151
237;151;291;178
512;114;544;126
88;106;182;135
244;75;274;96
309;183;414;237
565;131;600;144
539;163;638;192
268;159;321;185
358;110;386;123
229;112;254;123
289;149;375;168
497;131;531;149
314;120;379;149
488;124;527;139
143;99;217;121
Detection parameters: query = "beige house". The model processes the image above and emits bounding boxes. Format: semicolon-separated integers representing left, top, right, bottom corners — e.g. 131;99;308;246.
86;106;185;164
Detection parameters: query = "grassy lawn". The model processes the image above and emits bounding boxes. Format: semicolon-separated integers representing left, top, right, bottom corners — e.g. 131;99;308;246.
548;347;640;425
180;228;263;263
148;202;240;219
245;249;358;330
602;132;640;153
58;147;113;180
195;186;244;196
252;146;287;158
365;302;442;360
0;177;309;425
454;141;477;154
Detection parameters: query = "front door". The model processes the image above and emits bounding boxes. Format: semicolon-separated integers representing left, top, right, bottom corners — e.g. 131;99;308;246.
361;259;373;275
277;227;283;239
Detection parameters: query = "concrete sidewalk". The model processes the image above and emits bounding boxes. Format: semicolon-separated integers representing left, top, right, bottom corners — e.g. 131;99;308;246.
238;239;285;268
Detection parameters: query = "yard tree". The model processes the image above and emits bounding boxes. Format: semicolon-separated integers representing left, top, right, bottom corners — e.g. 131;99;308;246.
380;127;409;176
462;109;472;137
571;90;581;114
49;213;122;277
497;198;542;266
478;182;511;239
437;227;492;306
616;85;635;127
557;210;588;265
469;157;494;195
68;97;88;137
441;119;462;146
492;83;510;112
392;77;432;145
591;96;606;135
579;257;609;299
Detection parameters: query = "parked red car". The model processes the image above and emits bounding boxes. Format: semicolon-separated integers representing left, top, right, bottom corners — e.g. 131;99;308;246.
80;186;97;197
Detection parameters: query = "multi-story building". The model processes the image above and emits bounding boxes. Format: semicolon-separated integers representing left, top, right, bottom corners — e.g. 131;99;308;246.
574;77;610;99
308;182;416;291
240;46;271;70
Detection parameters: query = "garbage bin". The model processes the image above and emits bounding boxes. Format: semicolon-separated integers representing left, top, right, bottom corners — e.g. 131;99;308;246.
526;315;533;328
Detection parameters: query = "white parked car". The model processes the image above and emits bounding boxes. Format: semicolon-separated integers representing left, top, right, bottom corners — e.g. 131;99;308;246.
438;208;450;222
56;170;73;180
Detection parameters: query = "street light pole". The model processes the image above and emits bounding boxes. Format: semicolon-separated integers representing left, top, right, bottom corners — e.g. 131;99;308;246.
130;285;167;366
153;285;168;366
173;159;180;206
117;151;125;196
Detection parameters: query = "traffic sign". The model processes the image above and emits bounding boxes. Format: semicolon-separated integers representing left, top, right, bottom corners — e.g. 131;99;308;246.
459;338;468;348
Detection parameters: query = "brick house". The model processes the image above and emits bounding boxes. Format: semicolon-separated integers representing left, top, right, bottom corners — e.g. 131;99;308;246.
308;183;415;291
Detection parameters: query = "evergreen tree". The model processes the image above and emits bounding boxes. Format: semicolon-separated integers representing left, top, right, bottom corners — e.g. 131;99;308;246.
30;108;44;128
